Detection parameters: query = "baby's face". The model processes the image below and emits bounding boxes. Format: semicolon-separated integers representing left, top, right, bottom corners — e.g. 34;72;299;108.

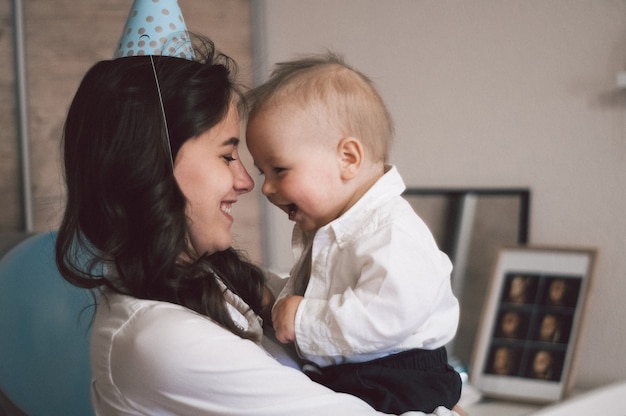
549;279;566;302
502;312;520;335
540;315;557;340
246;104;349;232
533;351;552;374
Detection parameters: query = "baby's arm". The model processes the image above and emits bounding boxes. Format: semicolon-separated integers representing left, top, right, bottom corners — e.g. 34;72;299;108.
294;221;457;359
272;295;303;343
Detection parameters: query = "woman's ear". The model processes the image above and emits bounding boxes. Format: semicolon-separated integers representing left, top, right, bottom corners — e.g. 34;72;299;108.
337;137;363;180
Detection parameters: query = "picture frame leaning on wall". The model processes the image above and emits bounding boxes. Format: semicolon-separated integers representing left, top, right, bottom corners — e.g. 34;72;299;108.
470;246;596;403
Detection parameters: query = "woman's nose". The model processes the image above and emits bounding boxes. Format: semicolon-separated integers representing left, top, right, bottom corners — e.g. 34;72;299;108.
234;161;254;194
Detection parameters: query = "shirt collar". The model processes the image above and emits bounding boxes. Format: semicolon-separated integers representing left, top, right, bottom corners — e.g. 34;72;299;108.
324;164;406;245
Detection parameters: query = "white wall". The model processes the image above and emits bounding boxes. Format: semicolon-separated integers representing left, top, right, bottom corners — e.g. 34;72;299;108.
251;0;626;390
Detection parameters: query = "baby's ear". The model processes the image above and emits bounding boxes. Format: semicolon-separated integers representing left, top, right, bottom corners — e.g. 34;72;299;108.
337;137;363;180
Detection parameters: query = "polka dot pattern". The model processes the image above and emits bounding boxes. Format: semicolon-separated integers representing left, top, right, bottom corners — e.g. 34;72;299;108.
113;0;194;60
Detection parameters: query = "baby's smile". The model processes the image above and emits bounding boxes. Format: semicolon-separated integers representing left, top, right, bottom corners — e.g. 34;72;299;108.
286;204;298;221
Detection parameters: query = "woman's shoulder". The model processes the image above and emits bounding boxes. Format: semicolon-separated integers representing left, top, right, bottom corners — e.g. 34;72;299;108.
91;295;280;414
95;292;231;353
96;292;198;329
95;293;241;378
92;293;251;407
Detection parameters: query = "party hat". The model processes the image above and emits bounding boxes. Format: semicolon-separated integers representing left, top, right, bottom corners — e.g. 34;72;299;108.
113;0;194;60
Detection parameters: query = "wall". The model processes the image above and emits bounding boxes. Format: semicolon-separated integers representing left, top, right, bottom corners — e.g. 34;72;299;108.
252;0;626;390
0;0;261;261
0;0;21;230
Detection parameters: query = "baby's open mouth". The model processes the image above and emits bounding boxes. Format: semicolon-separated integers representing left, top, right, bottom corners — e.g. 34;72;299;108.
287;204;297;221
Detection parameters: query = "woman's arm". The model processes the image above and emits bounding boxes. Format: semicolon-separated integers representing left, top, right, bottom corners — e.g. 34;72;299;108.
105;304;392;415
102;298;460;415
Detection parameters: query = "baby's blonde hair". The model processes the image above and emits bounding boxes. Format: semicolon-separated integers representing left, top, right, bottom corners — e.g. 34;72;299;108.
246;52;394;163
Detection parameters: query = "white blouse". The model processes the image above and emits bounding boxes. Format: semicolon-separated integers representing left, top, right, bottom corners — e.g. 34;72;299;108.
90;291;457;415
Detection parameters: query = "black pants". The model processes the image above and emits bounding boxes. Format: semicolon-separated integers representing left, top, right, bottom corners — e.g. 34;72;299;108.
304;347;461;414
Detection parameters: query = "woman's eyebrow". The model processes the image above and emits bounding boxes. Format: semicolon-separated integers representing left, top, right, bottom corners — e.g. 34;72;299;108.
222;137;240;147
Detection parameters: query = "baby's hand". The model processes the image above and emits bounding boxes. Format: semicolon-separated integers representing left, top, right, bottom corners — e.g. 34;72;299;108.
272;295;303;344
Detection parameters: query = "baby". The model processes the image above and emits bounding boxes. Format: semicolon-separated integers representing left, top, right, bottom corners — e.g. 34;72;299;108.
246;52;461;414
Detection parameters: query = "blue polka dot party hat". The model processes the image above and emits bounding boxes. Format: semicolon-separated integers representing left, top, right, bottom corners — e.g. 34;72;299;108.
113;0;194;60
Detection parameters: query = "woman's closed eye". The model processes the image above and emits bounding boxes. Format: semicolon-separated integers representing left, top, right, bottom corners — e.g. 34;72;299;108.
222;154;236;164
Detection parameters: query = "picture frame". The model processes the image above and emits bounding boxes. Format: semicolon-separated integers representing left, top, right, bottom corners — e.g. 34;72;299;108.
470;246;596;403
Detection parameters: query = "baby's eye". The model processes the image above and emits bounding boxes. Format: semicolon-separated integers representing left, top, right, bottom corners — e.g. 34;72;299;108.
222;155;236;163
273;167;286;174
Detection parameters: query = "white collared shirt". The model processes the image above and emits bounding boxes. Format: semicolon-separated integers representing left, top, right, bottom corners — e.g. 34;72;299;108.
90;292;401;415
88;270;458;414
282;166;459;367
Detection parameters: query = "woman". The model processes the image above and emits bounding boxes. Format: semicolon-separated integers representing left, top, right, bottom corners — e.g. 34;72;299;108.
55;38;457;415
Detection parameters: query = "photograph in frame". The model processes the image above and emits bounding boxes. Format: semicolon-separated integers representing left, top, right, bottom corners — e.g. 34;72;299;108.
470;246;595;403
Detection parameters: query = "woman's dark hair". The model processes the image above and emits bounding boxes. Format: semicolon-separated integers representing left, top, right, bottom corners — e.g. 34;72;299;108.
56;38;265;340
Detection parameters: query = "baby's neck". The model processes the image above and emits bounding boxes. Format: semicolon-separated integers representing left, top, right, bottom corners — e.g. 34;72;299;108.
343;162;386;213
